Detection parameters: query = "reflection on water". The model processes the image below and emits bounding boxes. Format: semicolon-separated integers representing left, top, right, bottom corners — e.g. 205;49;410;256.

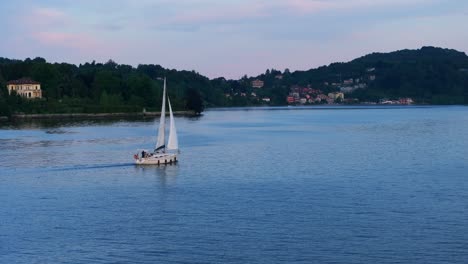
134;164;179;187
1;106;468;264
1;116;158;130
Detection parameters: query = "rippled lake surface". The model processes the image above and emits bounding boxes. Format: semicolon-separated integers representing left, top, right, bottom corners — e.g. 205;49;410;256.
1;106;468;263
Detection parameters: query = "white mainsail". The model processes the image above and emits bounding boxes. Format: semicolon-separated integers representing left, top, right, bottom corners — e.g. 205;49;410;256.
135;77;179;165
155;78;166;151
167;97;179;151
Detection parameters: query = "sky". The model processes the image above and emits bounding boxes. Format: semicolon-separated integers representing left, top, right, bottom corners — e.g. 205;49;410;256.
0;0;467;79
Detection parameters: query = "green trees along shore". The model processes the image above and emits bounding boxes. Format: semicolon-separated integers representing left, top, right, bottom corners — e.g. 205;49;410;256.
0;58;209;116
1;46;468;117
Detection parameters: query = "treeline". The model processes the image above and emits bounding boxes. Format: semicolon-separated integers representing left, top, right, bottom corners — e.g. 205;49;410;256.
1;46;468;117
0;58;209;116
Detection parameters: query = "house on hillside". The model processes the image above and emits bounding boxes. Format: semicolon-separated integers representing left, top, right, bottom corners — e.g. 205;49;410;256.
251;79;264;88
7;78;42;99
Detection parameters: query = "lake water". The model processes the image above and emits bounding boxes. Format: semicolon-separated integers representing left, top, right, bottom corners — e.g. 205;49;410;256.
1;106;468;263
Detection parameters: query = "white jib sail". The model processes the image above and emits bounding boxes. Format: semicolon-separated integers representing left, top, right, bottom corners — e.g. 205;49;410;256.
167;97;179;151
155;78;166;151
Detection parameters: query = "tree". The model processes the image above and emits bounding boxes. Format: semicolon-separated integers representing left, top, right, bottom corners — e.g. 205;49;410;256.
91;70;121;100
185;87;204;114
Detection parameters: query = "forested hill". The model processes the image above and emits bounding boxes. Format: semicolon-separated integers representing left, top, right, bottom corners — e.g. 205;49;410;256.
1;46;468;117
285;46;468;104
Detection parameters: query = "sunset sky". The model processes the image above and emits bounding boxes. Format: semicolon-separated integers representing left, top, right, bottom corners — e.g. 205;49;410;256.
1;0;467;79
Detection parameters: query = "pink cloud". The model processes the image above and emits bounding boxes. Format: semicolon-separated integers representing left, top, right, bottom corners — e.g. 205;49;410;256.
33;32;99;51
17;7;108;55
153;0;435;30
157;2;269;28
283;0;334;14
280;0;437;14
25;7;72;29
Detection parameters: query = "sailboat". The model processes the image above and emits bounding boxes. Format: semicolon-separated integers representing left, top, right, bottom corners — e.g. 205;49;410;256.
134;78;179;165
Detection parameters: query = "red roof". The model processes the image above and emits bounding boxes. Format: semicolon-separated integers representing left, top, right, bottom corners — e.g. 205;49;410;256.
7;78;40;85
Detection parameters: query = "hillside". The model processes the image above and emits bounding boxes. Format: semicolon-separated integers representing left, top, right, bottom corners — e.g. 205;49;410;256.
240;47;468;105
1;47;468;117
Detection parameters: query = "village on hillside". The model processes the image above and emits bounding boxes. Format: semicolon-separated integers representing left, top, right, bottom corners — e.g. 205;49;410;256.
224;67;414;106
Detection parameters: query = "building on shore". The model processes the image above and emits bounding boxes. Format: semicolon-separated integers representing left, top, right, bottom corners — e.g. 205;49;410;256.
328;92;344;100
7;78;42;99
399;98;414;105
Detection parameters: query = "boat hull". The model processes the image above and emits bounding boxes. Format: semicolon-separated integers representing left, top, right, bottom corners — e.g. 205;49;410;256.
135;153;178;165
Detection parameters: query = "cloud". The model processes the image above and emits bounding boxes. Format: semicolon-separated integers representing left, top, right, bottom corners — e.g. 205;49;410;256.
25;7;72;29
281;0;335;13
144;0;441;33
13;6;105;55
32;32;99;50
281;0;437;13
150;1;269;31
94;23;126;31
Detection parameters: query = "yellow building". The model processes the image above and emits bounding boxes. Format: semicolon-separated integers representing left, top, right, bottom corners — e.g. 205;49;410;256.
328;92;344;100
7;78;42;99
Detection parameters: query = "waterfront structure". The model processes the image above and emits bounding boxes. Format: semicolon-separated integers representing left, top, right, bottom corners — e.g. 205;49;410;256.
7;78;42;99
399;98;414;105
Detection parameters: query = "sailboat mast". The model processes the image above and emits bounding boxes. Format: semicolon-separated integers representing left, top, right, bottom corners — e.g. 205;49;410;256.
155;78;166;152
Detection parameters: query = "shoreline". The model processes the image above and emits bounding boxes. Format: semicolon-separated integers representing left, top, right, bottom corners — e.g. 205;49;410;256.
0;111;197;121
1;104;465;122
